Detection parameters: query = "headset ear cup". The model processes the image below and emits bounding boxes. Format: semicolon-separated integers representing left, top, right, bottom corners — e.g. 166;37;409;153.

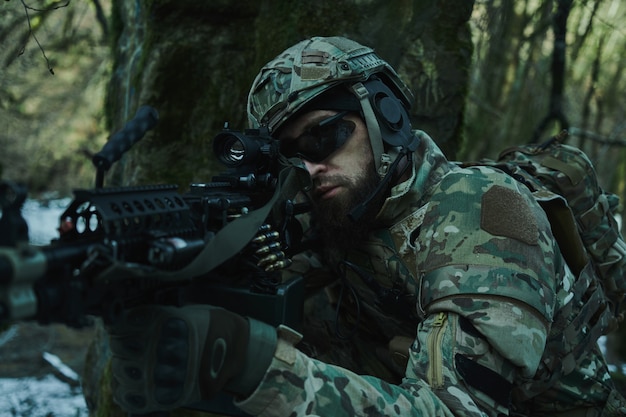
364;77;415;149
374;93;404;131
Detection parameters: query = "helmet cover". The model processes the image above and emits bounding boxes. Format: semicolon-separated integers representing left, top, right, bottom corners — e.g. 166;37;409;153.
247;36;413;133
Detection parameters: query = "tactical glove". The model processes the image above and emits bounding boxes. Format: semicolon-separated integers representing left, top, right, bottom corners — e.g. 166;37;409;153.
108;304;277;414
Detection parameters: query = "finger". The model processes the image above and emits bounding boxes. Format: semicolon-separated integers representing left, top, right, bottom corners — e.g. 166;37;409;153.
109;334;146;360
111;356;146;387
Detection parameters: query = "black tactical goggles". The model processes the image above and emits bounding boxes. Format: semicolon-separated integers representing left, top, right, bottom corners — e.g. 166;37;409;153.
280;111;356;163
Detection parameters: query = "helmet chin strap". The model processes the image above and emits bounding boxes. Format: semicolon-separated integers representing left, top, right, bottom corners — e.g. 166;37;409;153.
347;81;415;222
349;82;391;179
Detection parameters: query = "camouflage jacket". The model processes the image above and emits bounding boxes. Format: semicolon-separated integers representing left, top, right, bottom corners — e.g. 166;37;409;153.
235;132;622;417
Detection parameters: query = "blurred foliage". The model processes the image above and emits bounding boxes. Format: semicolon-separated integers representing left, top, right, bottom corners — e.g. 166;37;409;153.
0;0;111;197
463;0;626;216
3;0;624;204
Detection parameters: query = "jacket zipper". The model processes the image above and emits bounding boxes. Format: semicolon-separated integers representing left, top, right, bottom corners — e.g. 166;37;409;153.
427;311;448;388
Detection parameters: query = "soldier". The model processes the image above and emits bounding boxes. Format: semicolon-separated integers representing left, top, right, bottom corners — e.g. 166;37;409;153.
108;36;626;416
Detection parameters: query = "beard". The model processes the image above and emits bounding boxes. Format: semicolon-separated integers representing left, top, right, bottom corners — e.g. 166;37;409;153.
311;162;387;259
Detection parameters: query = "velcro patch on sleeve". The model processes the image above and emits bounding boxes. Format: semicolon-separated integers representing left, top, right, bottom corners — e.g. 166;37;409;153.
481;185;539;245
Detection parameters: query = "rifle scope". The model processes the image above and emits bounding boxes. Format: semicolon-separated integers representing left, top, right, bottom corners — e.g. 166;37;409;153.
213;127;279;169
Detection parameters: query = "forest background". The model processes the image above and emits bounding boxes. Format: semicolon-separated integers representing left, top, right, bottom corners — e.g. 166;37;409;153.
1;0;626;402
4;0;626;198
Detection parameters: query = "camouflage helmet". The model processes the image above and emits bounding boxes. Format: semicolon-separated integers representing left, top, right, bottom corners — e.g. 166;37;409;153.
247;36;418;176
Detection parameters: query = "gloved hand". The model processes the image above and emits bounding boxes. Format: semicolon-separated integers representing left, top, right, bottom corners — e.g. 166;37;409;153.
108;304;277;414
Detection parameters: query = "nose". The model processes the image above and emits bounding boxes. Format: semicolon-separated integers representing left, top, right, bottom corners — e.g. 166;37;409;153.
303;159;327;178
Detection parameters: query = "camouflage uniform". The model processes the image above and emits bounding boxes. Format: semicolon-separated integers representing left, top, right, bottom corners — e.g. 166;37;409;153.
234;132;624;417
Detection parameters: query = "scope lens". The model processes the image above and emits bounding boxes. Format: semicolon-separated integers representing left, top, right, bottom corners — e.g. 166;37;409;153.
214;129;270;168
221;137;246;165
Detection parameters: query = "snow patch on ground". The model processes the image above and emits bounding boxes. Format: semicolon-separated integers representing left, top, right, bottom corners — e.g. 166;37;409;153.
0;375;89;417
21;198;71;245
43;352;81;383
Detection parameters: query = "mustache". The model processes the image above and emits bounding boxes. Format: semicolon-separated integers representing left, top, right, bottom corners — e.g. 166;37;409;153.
312;175;351;189
312;175;351;188
311;175;351;199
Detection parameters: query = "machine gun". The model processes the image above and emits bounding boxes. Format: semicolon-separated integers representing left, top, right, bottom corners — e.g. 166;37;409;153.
0;106;312;333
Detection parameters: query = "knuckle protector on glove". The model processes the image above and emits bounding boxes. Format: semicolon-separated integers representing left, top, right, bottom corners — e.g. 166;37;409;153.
153;318;189;405
110;306;210;413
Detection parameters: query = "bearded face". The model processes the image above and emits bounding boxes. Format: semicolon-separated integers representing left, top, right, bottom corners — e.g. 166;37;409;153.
277;109;385;256
310;160;385;254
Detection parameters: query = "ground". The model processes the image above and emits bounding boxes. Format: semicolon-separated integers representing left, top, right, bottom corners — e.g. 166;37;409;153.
0;322;96;417
0;322;95;380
